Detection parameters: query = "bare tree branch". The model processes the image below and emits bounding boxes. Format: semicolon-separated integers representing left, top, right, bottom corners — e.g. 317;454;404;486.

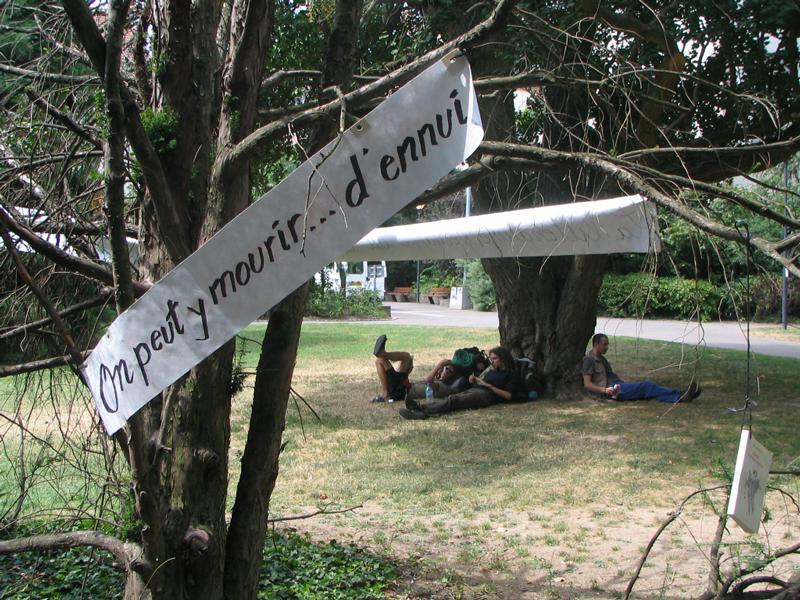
225;0;519;172
0;530;138;570
0;351;90;377
476;141;800;277
0;290;112;341
28;91;103;150
0;62;98;84
0;204;149;294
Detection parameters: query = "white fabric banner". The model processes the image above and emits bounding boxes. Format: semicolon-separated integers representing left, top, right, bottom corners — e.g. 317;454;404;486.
82;53;484;434
339;195;660;261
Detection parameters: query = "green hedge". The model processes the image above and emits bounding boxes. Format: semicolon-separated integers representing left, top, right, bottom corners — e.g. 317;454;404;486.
598;273;726;320
599;273;800;321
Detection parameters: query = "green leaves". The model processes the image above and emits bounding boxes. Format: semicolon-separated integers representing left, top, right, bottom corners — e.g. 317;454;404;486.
598;273;725;320
0;525;397;599
258;530;397;599
140;107;179;159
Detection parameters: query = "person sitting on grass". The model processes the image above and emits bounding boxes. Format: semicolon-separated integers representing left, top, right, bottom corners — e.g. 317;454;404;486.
404;348;487;401
582;333;701;403
399;346;516;420
372;334;413;403
372;335;481;403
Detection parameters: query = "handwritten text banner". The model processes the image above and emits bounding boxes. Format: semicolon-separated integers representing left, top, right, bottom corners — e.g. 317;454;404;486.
82;54;483;434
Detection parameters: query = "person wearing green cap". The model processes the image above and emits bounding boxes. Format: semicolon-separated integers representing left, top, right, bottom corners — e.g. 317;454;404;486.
371;336;488;404
400;346;516;420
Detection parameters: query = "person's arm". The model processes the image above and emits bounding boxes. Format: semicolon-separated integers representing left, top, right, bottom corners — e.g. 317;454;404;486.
582;374;615;396
472;372;513;401
426;358;452;383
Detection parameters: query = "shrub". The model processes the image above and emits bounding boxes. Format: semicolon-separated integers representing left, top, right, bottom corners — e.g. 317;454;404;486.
345;288;385;318
462;259;496;311
598;273;726;320
417;261;461;292
723;274;800;321
305;288;386;319
307;287;346;318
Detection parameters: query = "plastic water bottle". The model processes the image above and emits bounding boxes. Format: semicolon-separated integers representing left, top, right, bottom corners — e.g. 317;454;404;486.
425;383;434;402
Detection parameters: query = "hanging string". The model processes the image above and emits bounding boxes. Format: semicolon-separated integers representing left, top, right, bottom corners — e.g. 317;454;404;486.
729;221;754;433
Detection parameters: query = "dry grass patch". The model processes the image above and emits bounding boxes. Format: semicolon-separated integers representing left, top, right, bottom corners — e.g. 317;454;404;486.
234;324;800;599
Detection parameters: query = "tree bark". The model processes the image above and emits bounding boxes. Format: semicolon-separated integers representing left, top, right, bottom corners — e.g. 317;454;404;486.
485;254;607;394
223;285;308;599
223;3;362;599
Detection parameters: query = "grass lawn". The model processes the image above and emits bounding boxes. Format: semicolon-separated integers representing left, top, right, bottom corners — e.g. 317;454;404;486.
2;323;798;599
231;323;800;599
751;324;800;342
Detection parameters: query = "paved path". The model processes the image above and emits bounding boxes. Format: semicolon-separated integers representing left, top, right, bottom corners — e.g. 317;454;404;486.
372;301;800;359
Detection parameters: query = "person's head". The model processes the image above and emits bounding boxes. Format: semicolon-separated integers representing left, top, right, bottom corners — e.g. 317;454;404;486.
591;333;609;355
488;346;514;371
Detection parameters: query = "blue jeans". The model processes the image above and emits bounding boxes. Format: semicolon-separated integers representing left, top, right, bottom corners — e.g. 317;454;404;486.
616;380;681;403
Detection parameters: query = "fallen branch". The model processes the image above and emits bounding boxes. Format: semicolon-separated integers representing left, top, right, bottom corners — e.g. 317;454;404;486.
625;485;728;600
267;503;362;524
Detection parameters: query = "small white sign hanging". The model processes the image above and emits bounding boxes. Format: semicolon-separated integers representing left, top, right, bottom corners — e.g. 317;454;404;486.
82;52;484;434
727;429;772;533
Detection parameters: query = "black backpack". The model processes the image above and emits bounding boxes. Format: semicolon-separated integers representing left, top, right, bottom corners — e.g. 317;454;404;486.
510;357;539;402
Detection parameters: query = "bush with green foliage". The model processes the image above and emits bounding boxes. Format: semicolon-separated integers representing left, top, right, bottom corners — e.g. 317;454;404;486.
0;524;396;600
598;273;726;320
724;273;800;321
461;259;496;311
306;287;386;319
417;261;461;292
599;272;800;321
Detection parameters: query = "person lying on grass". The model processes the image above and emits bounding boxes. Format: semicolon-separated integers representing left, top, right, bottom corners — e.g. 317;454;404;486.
399;346;516;420
371;335;488;404
582;333;701;403
371;334;413;403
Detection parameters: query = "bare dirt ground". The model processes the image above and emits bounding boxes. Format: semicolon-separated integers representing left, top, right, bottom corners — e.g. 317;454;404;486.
280;500;800;599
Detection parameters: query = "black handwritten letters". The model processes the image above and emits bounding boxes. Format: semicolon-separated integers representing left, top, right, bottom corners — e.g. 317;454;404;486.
91;83;475;419
97;297;210;413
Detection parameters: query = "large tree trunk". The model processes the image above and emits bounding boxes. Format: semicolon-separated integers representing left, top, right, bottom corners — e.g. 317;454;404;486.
469;16;614;393
484;255;607;394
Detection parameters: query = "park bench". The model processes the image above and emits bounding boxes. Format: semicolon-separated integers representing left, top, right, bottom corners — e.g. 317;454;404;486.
384;286;413;302
419;287;451;305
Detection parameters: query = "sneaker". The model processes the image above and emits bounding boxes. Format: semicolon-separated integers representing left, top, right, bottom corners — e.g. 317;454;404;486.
399;408;428;420
405;397;421;411
373;334;387;357
371;394;386;403
679;382;700;403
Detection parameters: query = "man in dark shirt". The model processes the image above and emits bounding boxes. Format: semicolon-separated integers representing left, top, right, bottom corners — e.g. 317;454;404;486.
400;346;516;419
582;333;700;403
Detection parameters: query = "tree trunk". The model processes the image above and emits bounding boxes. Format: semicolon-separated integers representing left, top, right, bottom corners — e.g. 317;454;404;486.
484;255;607;394
223;284;308;599
468;21;615;393
222;2;361;599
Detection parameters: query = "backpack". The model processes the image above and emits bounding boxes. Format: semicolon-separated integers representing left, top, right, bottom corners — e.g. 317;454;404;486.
451;346;489;377
510;357;540;402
